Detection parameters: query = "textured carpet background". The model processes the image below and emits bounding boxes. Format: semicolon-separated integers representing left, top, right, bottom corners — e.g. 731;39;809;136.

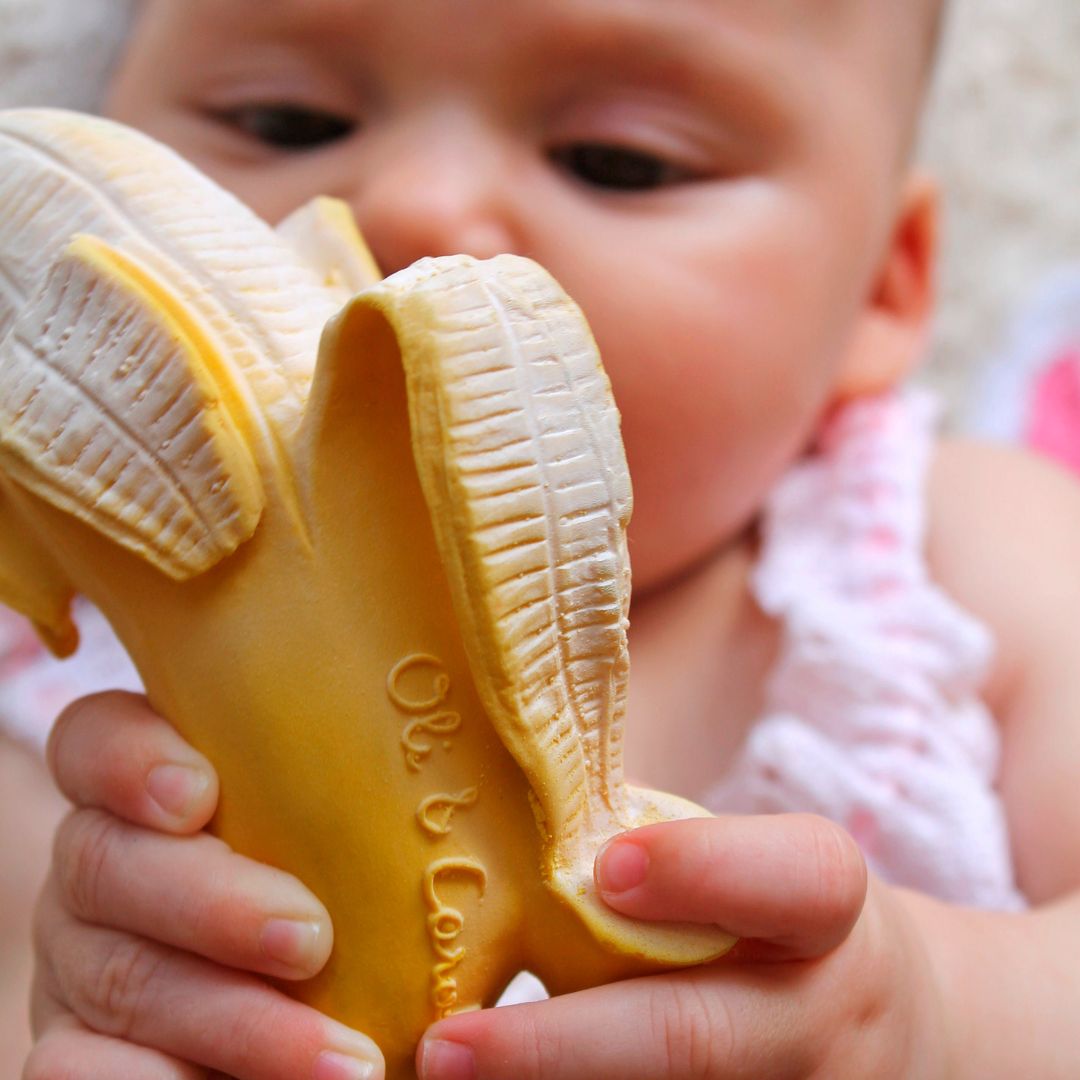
0;0;131;110
921;0;1080;421
0;0;1078;420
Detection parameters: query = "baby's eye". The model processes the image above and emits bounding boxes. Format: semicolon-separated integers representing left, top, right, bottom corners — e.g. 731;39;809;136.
548;142;699;192
217;104;355;151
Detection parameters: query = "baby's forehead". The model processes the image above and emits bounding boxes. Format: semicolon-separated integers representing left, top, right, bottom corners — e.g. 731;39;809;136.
137;0;935;48
136;0;935;76
127;0;936;144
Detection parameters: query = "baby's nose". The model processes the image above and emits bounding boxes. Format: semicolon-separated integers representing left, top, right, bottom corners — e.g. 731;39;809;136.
347;112;521;276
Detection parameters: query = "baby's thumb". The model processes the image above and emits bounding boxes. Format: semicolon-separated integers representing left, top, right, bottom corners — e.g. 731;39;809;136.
594;813;867;960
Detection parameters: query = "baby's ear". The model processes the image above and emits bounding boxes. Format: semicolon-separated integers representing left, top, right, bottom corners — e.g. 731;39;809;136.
833;172;938;399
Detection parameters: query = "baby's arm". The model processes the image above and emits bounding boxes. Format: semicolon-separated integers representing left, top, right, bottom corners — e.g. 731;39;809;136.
909;439;1080;1070
928;439;1080;901
24;692;384;1080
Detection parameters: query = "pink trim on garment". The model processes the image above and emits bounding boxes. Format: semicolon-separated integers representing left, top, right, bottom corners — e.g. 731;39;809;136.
0;599;142;752
1026;349;1080;475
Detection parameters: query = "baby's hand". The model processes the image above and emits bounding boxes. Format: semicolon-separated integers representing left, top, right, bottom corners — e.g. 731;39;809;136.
24;692;385;1080
419;815;948;1079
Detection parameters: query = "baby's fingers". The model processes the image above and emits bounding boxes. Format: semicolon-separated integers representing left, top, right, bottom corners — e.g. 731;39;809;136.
50;811;332;980
420;966;822;1080
47;691;217;833
39;891;383;1080
595;813;867;959
25;1013;207;1080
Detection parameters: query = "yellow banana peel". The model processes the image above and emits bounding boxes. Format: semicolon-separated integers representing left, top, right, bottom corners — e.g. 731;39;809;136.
0;109;734;1077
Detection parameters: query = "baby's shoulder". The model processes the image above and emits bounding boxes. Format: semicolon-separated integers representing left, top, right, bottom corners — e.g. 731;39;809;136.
926;438;1080;707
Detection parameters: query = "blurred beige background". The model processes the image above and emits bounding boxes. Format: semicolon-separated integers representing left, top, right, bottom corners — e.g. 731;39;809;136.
921;0;1080;420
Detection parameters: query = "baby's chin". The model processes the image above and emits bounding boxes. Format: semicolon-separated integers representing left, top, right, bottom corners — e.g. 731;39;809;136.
626;510;756;605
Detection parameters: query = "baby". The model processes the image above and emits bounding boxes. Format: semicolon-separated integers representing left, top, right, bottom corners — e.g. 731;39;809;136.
20;0;1080;1078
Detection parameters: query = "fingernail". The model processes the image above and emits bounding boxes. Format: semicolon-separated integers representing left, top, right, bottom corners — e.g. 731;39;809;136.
260;918;323;974
314;1049;381;1080
146;763;209;819
595;838;649;895
420;1038;475;1080
319;1023;384;1080
315;1019;384;1080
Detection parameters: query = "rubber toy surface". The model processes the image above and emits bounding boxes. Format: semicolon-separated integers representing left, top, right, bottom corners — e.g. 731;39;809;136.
0;109;734;1077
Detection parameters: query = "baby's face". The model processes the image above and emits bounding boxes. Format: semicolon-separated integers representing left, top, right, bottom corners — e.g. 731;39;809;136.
106;0;930;594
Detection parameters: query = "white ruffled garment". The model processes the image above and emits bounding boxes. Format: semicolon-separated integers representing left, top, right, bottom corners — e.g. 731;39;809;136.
706;390;1024;911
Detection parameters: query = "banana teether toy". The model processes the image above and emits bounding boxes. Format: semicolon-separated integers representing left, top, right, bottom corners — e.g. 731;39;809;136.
0;109;733;1078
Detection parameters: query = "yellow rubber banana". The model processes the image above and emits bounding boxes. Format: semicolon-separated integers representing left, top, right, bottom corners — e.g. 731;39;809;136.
0;108;734;1078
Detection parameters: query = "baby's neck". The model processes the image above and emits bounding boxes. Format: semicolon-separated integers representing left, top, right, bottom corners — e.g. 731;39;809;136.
622;535;779;802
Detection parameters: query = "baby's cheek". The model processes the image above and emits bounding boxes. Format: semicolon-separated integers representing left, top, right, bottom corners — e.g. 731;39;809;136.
622;421;796;592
